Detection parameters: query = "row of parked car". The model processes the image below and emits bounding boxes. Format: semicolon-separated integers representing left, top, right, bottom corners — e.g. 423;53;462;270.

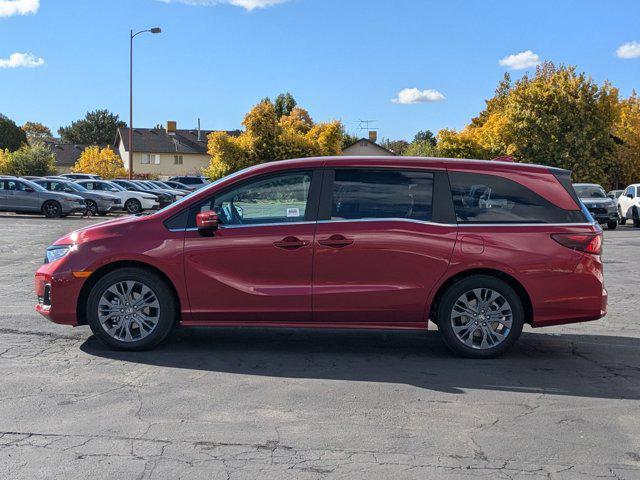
0;173;210;218
574;182;640;229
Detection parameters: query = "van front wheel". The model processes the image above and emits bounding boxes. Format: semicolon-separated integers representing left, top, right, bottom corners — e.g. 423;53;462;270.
437;275;524;358
86;268;176;351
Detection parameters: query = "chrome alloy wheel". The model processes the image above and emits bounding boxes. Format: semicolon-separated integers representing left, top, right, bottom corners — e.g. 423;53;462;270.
450;288;513;350
98;280;160;342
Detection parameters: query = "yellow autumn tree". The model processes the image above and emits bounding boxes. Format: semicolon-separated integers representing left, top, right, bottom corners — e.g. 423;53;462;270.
204;97;345;180
73;146;126;179
0;149;10;174
436;63;622;187
613;91;640;188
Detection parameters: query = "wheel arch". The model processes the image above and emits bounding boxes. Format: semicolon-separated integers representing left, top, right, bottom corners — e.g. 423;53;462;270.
428;268;533;326
76;260;182;326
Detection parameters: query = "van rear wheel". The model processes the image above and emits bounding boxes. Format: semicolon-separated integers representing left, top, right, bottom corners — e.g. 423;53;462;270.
437;275;524;358
86;268;176;351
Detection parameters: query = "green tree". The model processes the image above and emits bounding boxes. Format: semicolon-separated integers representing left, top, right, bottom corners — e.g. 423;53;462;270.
380;139;410;155
274;92;297;119
404;139;440;157
340;128;360;150
58;109;126;145
3;142;56;176
413;130;437;146
22;121;53;143
0;114;28;151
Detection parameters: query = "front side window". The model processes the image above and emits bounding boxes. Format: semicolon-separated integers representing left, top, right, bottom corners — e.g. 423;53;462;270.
449;172;585;224
331;169;434;221
195;171;312;226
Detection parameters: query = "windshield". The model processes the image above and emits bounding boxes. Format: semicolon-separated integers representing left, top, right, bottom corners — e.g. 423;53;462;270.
144;182;160;190
105;181;125;191
574;185;607;199
64;182;88;192
23;179;47;192
134;182;152;190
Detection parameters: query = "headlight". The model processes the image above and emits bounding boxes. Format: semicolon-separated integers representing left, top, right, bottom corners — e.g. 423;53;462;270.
45;245;75;264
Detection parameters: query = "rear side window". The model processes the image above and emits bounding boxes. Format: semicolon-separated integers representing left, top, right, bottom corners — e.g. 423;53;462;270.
449;172;586;224
331;169;433;221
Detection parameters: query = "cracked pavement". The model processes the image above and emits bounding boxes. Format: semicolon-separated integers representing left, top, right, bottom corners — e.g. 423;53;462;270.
1;214;639;479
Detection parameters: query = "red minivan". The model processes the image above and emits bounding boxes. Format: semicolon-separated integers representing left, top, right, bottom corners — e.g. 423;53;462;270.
35;157;607;357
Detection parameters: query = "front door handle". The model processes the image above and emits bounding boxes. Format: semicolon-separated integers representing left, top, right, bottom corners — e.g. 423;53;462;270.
318;234;354;248
273;236;309;249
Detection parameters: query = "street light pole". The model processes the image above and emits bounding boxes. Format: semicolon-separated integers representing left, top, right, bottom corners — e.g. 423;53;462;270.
129;27;161;179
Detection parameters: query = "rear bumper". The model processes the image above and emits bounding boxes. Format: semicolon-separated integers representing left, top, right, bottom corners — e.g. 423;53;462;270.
530;252;607;328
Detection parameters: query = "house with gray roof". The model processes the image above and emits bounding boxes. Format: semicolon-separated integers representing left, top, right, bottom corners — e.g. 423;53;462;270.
115;121;241;177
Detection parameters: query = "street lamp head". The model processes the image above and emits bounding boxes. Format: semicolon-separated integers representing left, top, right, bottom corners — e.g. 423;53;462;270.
150;27;162;34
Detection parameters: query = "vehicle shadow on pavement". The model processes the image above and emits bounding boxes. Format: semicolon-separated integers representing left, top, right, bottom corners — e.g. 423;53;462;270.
81;328;640;400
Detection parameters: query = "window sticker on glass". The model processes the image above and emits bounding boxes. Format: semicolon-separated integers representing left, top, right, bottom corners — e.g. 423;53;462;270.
287;207;300;217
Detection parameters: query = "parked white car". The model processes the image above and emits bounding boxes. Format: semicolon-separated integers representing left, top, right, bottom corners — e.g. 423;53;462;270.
617;184;640;227
76;180;159;214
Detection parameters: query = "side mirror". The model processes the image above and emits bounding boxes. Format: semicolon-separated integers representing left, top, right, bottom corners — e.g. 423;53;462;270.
607;194;615;199
110;188;118;192
627;193;634;199
24;187;34;193
196;211;219;235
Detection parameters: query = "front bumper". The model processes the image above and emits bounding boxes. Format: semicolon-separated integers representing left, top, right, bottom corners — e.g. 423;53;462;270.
35;263;85;326
61;202;87;214
586;208;617;224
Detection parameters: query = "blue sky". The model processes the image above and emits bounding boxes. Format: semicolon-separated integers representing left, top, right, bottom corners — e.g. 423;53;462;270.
1;0;639;141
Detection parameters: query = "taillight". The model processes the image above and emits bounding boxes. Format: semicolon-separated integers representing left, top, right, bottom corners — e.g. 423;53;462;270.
551;233;602;254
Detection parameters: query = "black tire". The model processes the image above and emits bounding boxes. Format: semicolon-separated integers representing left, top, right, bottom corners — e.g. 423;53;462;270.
42;200;62;218
86;268;176;351
437;275;524;358
634;207;640;228
85;200;98;216
618;206;626;225
607;220;617;230
125;198;142;214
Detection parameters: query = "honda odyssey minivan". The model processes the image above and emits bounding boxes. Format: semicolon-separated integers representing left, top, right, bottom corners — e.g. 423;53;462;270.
35;156;606;357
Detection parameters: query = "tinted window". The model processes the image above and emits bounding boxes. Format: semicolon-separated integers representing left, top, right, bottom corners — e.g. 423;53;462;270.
449;172;585;224
331;169;433;221
195;171;312;226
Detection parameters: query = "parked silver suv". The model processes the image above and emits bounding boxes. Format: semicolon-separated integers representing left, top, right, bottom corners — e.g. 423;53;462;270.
34;178;121;216
0;177;85;218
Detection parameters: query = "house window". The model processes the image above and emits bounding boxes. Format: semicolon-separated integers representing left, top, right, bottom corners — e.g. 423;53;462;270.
174;155;183;165
154;154;161;165
141;154;151;164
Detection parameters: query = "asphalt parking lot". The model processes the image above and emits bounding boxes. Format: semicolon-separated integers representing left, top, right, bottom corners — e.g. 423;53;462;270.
1;214;639;479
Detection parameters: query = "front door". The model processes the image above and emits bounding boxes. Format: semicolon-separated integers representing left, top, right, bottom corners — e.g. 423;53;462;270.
312;169;457;326
7;180;40;211
183;169;321;324
619;185;636;219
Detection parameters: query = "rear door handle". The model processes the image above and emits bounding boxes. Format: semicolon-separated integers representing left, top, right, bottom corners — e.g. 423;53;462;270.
318;235;354;248
273;236;309;249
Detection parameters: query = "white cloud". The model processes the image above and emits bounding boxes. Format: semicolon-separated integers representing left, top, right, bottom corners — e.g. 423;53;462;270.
0;52;44;68
392;87;445;104
157;0;289;10
499;50;541;70
616;41;640;59
0;0;39;17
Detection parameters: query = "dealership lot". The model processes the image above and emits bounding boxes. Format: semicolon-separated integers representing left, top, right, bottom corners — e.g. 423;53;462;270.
1;215;639;479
